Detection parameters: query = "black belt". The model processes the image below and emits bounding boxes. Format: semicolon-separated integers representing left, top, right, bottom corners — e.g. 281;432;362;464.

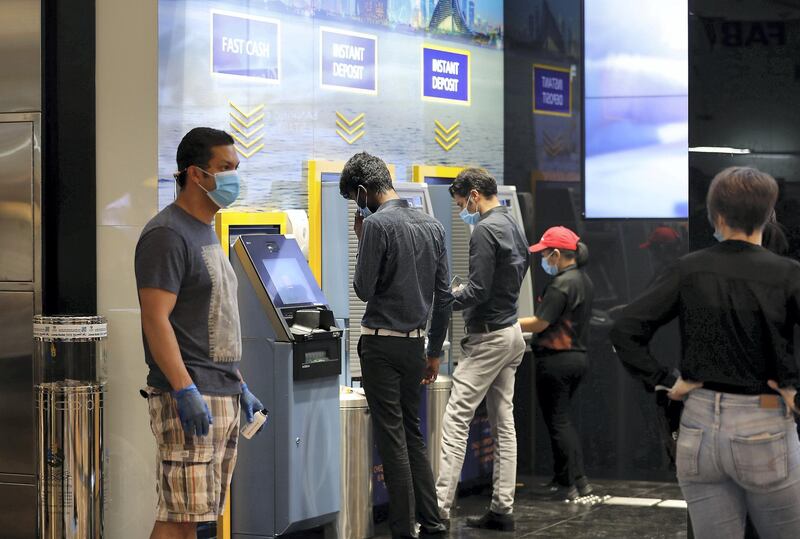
465;321;514;334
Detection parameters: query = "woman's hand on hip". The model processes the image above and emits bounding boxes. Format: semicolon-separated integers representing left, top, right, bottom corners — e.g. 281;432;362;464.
668;377;703;401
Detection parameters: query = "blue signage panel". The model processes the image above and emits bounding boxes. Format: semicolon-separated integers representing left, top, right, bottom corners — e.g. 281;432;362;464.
321;28;378;94
422;45;470;105
211;10;280;82
533;64;571;116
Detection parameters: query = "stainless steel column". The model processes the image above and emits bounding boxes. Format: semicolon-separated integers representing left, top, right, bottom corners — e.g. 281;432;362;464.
34;316;107;539
426;375;452;479
338;387;373;539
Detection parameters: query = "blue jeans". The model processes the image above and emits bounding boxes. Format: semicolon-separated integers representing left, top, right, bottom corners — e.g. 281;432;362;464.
678;389;800;539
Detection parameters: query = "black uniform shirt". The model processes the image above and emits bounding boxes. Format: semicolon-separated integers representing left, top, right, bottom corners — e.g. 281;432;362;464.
536;265;594;353
610;240;800;394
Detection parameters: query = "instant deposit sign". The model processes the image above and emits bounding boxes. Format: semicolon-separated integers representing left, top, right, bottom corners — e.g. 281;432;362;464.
211;10;280;82
422;45;470;105
533;64;571;117
321;28;378;94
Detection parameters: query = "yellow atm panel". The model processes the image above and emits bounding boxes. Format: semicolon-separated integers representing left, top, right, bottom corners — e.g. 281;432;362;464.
214;210;288;256
411;164;464;184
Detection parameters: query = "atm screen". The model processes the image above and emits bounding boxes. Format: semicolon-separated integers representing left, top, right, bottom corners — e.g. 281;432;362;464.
244;235;328;308
403;195;424;209
423;176;454;186
499;199;511;207
321;172;340;183
261;258;326;308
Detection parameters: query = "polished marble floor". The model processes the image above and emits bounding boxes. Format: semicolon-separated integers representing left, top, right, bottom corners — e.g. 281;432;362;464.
371;477;689;539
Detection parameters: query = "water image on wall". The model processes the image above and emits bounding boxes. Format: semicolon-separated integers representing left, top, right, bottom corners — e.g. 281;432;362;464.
159;0;505;211
583;0;688;219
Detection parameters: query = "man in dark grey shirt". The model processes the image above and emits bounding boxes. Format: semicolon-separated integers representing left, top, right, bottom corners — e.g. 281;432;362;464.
135;128;264;537
341;152;450;539
435;168;529;532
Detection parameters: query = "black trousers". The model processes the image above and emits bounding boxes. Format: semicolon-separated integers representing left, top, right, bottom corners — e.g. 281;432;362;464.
536;350;588;486
359;335;445;538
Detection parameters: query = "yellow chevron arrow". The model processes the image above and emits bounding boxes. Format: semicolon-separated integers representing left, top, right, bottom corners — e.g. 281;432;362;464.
434;128;459;143
336;129;366;145
229;122;264;138
336;120;365;136
336;111;365;127
435;137;460;152
230;112;265;129
232;133;264;149
434;120;460;135
235;143;265;159
229;101;264;119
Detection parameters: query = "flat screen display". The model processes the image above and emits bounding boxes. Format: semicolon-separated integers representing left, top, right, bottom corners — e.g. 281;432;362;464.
402;195;424;209
262;257;327;308
583;0;688;219
244;235;328;309
321;172;341;183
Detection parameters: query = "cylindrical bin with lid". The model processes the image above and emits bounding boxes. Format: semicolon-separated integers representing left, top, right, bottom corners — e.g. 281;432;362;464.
338;386;373;539
426;375;452;479
34;315;107;539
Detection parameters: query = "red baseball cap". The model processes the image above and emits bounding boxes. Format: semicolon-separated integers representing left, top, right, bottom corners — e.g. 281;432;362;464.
639;226;680;249
529;226;580;253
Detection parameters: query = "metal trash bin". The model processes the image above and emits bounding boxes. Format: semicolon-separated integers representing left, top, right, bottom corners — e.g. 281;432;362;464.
34;315;107;539
338;387;373;539
426;375;452;479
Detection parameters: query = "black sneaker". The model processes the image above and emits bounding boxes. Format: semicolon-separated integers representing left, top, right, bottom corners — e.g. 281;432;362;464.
536;480;578;501
466;511;515;532
575;476;593;497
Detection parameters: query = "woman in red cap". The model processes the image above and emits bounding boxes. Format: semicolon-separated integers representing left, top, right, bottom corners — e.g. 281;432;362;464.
520;226;593;500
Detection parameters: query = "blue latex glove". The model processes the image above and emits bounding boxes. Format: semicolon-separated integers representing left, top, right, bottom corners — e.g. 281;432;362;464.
240;383;265;423
172;384;212;437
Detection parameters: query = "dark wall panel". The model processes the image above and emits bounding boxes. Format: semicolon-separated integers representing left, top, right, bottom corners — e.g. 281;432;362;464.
505;0;685;482
42;0;97;315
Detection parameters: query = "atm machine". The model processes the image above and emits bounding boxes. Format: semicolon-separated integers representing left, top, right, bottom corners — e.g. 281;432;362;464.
212;211;314;539
230;234;342;538
496;185;535;318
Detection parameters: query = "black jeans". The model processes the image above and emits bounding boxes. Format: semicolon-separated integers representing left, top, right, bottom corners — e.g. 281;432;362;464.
536;350;587;487
359;335;445;538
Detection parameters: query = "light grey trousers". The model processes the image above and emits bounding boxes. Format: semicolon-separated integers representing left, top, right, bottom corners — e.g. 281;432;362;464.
679;389;800;539
436;323;526;518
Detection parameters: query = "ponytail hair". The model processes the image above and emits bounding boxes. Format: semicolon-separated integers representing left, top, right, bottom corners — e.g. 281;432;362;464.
576;242;589;268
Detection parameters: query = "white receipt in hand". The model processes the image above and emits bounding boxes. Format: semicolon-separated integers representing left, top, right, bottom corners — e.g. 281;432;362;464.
450;275;466;293
241;410;269;439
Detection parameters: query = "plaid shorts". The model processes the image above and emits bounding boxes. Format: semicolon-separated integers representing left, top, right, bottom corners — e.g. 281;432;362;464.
146;388;240;523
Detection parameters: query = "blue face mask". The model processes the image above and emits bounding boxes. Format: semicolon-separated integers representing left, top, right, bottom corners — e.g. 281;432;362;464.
459;196;480;226
713;230;724;242
198;168;240;208
541;252;559;276
356;186;372;218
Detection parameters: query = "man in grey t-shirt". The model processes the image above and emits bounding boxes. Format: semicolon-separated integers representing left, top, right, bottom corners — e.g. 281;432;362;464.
135;127;264;538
